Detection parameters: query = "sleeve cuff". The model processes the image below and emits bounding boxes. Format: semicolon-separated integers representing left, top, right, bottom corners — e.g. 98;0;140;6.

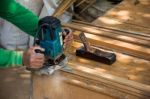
11;51;23;67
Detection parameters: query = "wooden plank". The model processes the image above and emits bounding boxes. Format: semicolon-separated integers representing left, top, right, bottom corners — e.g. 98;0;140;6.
92;0;150;34
75;0;87;7
62;63;150;98
62;26;150;60
61;41;150;99
64;72;141;99
0;68;31;99
53;0;76;17
68;41;150;85
32;71;115;99
63;23;150;47
72;20;150;38
32;43;150;99
79;0;96;14
74;31;150;60
32;41;150;99
98;0;150;28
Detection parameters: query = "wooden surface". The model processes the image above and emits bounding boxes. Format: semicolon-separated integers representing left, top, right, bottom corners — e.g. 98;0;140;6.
68;41;150;85
32;71;115;99
32;41;150;99
32;0;150;99
0;68;30;99
63;24;150;60
93;0;150;34
53;0;76;17
63;0;150;61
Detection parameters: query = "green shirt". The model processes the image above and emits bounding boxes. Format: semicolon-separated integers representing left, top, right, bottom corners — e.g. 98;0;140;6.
0;0;39;67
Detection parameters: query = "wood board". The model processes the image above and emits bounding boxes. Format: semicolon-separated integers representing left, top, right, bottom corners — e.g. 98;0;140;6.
92;0;150;34
32;41;150;99
32;71;115;99
32;0;150;99
0;68;31;99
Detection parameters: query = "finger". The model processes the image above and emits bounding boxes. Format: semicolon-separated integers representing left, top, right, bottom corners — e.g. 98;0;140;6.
65;35;73;41
30;65;43;69
33;60;44;64
31;59;44;65
32;61;44;66
64;39;73;44
32;58;45;63
31;54;44;59
30;58;44;63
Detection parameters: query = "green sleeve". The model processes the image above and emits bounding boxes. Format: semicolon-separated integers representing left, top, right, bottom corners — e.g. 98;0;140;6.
0;49;23;68
0;0;39;67
0;0;39;36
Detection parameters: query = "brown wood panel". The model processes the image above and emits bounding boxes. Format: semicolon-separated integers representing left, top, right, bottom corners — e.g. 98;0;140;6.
32;1;150;99
73;31;150;60
53;0;76;17
63;72;142;99
32;40;150;99
62;63;150;99
68;41;150;85
92;0;150;34
33;41;149;99
63;23;150;45
0;68;30;99
32;71;115;99
72;20;150;39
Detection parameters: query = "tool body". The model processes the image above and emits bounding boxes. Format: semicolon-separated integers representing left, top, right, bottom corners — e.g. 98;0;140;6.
37;16;64;63
27;16;67;75
76;32;116;65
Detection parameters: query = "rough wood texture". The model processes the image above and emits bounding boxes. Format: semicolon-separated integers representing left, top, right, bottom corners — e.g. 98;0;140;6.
32;0;150;99
0;68;30;99
72;20;150;39
61;41;150;99
32;71;115;99
92;0;150;34
64;72;141;99
68;41;150;85
63;23;150;46
61;28;150;60
63;0;150;60
53;0;76;17
33;41;150;99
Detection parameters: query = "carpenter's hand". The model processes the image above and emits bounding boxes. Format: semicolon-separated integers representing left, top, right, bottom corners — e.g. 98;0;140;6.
23;46;45;69
63;28;73;49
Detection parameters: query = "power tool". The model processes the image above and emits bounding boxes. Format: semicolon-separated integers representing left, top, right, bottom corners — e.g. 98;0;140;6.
27;16;68;75
76;32;116;65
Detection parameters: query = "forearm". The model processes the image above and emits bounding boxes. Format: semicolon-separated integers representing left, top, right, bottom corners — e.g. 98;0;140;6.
0;0;39;36
0;49;23;68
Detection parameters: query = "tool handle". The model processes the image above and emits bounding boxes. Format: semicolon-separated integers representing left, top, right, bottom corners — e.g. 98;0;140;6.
79;32;91;51
35;49;45;54
62;28;71;39
26;49;45;71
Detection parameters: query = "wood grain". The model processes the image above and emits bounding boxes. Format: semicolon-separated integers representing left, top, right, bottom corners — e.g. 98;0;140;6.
32;71;115;99
68;41;150;84
53;0;76;17
72;31;150;60
92;0;150;33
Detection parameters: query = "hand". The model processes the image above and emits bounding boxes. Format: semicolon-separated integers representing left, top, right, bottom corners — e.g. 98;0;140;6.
63;28;73;49
23;46;45;69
